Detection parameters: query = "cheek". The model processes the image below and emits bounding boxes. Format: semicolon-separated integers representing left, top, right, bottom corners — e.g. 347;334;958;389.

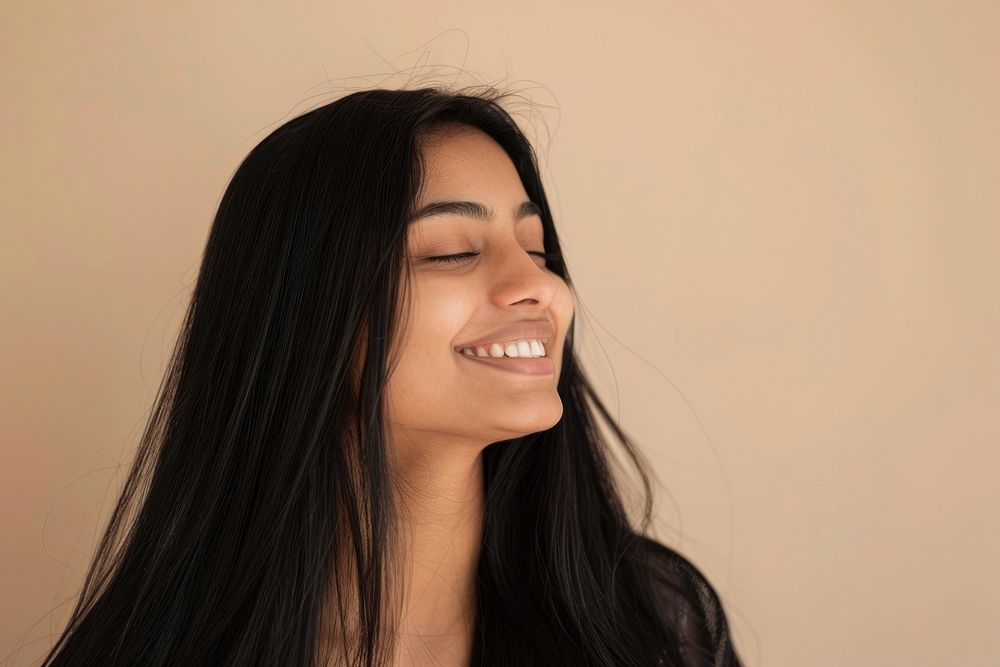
398;279;476;361
384;284;475;423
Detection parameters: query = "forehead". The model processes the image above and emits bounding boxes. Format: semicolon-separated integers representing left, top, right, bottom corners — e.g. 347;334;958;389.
415;125;526;202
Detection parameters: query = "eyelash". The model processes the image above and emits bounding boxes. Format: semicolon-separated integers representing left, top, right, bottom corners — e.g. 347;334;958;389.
427;251;562;265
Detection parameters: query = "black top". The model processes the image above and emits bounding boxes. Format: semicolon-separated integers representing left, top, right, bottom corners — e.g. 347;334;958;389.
640;537;744;666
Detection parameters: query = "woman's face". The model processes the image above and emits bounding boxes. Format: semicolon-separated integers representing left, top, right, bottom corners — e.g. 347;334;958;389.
384;124;575;454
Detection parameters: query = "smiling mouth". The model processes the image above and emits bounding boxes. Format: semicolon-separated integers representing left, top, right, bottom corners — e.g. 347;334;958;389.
456;351;555;376
454;338;550;358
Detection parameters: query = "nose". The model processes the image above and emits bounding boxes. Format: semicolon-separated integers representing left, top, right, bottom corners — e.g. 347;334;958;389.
489;241;559;309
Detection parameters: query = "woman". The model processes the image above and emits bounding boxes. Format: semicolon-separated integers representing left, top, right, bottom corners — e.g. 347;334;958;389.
40;85;743;666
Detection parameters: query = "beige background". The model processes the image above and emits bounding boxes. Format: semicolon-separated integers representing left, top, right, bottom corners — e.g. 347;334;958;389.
2;2;998;665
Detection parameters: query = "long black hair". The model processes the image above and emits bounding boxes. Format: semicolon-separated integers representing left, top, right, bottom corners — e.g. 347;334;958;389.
39;84;742;666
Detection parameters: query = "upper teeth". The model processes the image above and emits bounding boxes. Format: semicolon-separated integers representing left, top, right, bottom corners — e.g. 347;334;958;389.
459;339;547;359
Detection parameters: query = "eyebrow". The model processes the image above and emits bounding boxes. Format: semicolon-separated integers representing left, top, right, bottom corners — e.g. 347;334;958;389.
407;199;542;225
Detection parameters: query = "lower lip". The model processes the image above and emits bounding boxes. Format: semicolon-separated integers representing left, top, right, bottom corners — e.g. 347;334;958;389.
456;351;554;375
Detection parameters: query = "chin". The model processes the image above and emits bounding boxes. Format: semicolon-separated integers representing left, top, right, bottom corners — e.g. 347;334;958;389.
517;401;564;435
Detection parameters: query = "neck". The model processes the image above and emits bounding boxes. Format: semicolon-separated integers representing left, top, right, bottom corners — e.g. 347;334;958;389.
392;448;484;666
317;445;485;667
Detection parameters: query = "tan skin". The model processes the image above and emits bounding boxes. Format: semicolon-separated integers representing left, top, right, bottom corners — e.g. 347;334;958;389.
371;124;575;667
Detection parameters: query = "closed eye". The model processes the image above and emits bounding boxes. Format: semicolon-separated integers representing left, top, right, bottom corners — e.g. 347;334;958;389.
426;251;561;265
